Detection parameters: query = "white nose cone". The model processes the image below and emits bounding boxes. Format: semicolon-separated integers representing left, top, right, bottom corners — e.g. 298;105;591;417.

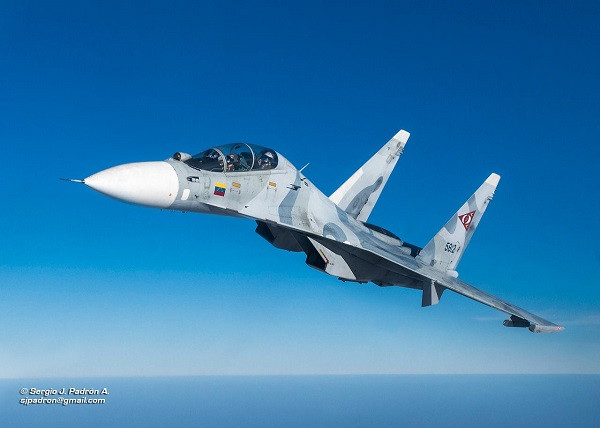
85;161;179;208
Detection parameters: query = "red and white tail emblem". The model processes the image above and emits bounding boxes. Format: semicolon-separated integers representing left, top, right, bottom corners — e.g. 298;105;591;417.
458;211;476;231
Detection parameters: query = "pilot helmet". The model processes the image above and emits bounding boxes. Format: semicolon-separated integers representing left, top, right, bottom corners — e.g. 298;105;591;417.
258;151;274;168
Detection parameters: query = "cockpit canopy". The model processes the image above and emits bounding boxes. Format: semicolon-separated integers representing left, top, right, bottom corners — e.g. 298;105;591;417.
185;143;278;173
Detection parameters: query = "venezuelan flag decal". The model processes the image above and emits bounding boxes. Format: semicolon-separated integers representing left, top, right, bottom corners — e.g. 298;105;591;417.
214;182;226;196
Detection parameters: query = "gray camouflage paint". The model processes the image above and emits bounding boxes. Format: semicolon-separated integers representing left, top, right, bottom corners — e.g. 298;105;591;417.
86;130;562;333
345;176;383;218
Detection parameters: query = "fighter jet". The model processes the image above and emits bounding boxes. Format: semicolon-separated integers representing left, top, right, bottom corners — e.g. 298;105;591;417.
64;130;563;333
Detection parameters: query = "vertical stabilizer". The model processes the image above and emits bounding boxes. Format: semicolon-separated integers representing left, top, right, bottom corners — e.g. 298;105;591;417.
417;173;500;274
329;130;410;222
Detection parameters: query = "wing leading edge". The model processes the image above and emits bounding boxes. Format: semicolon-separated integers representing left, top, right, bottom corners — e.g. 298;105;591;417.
433;275;563;333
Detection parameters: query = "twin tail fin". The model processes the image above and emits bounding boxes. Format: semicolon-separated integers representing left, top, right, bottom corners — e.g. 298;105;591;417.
417;173;500;275
329;130;410;222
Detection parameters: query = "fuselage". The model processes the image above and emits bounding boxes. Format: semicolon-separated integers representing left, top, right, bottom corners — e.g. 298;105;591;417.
83;143;422;285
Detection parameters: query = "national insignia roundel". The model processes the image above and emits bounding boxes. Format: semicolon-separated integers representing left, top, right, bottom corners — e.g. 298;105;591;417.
458;210;476;231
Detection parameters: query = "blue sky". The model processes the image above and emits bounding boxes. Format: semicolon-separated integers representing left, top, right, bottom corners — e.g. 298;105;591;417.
0;1;599;377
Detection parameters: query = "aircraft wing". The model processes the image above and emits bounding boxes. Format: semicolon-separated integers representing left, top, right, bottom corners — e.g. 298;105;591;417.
295;232;563;333
432;275;562;333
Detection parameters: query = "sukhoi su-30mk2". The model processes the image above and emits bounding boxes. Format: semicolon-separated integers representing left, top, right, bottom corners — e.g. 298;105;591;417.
64;130;563;333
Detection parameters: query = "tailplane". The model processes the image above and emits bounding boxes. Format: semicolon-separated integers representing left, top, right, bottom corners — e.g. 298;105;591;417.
417;173;500;275
329;130;410;222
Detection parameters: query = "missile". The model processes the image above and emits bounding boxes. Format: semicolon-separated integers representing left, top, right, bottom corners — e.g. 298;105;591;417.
504;315;564;333
503;316;531;328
